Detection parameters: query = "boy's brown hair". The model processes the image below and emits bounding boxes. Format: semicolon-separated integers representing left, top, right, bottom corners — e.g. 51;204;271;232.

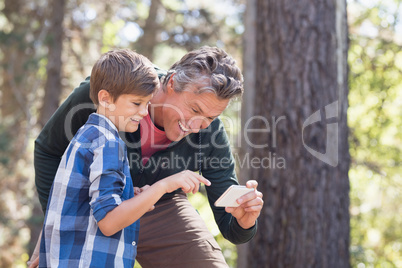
90;49;159;105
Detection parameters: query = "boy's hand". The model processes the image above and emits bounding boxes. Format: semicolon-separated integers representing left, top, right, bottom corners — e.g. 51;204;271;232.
27;256;39;268
161;170;211;194
134;185;155;211
134;185;152;195
134;187;141;195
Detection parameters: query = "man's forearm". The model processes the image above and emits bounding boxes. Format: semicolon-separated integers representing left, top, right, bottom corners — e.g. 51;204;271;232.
222;216;257;244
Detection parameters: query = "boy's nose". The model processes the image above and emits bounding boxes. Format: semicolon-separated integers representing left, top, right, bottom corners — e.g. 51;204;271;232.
139;107;148;117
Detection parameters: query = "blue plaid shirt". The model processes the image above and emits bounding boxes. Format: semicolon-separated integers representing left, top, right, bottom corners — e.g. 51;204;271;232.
40;113;139;268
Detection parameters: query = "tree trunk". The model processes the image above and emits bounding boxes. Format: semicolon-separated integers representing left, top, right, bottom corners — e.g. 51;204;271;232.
241;0;350;267
39;0;66;127
135;0;162;61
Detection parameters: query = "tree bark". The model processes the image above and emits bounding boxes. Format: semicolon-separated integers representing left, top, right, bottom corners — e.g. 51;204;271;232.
39;0;66;127
241;0;350;267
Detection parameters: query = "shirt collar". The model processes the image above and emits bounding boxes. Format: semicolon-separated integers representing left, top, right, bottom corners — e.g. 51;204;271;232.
86;113;120;138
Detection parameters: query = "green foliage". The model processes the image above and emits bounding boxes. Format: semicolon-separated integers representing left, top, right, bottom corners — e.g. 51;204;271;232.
102;20;125;53
155;0;244;51
152;45;189;70
348;0;402;267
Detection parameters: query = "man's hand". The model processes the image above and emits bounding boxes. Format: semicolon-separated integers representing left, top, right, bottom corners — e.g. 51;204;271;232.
225;180;264;229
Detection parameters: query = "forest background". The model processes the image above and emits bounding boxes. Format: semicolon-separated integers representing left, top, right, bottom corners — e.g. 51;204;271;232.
0;0;401;267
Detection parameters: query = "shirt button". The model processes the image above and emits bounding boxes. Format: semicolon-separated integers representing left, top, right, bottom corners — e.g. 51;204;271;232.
132;241;136;246
162;162;168;168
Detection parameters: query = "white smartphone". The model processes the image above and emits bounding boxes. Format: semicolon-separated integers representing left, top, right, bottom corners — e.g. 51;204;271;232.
214;185;254;207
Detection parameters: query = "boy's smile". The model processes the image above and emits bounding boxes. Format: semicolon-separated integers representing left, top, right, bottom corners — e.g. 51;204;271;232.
98;91;153;133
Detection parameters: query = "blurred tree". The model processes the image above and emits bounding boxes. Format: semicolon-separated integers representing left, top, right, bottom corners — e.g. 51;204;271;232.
0;0;48;265
0;0;47;161
1;0;246;266
39;0;66;127
241;0;350;267
134;0;245;62
135;0;162;60
348;0;402;266
237;0;256;266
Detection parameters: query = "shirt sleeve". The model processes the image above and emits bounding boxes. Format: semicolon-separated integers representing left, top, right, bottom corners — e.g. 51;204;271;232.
89;139;127;223
34;77;95;213
202;120;258;244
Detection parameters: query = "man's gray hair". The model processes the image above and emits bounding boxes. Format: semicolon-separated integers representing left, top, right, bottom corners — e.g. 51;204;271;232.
162;46;244;99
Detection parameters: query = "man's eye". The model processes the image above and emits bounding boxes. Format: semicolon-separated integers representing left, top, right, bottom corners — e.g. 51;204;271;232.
192;108;198;113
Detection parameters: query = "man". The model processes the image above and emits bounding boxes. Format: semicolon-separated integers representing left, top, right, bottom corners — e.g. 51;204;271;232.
32;46;263;267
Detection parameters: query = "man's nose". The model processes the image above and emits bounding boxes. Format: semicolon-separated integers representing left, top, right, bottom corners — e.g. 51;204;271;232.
188;117;211;133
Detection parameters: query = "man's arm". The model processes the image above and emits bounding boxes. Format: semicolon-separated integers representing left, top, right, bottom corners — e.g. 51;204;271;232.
202;119;262;244
35;77;95;213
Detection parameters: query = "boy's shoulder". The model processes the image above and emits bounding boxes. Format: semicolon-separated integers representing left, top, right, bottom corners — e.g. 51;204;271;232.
72;114;121;151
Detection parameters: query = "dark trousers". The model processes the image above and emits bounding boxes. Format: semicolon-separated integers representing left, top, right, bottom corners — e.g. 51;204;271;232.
136;193;228;268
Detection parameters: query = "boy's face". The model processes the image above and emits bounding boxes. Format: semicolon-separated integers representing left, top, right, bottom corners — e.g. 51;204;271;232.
107;93;153;133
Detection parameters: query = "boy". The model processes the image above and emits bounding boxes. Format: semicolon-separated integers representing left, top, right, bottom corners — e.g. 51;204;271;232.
39;49;210;267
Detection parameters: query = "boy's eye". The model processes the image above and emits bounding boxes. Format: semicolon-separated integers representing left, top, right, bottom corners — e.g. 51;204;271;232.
133;102;141;106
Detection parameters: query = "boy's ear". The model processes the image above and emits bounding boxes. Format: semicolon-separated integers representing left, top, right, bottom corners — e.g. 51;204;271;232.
98;89;111;107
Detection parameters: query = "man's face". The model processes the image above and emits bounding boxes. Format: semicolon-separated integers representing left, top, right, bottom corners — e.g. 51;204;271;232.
153;82;230;142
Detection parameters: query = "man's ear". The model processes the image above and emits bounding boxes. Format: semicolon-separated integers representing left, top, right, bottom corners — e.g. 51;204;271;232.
98;89;111;108
166;74;175;94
